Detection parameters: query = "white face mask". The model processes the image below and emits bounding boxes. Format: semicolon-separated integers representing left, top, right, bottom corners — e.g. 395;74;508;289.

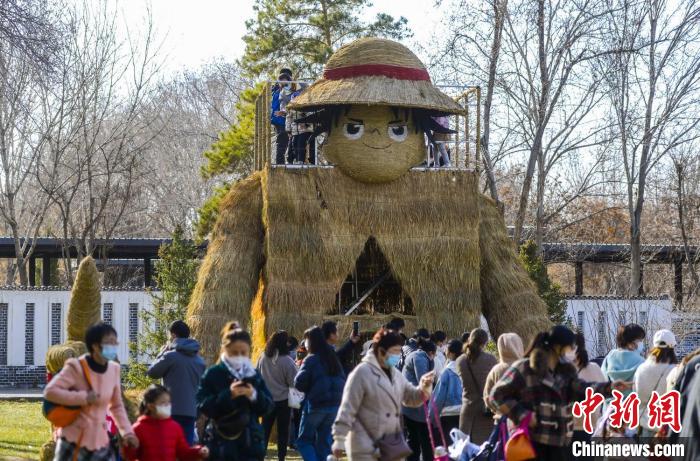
563;350;577;363
226;355;251;370
156;404;171;418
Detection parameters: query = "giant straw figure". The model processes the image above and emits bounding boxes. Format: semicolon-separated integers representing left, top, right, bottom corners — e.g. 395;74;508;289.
187;38;551;359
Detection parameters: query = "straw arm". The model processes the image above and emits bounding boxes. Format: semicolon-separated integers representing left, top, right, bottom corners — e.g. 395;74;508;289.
186;173;265;361
478;194;551;343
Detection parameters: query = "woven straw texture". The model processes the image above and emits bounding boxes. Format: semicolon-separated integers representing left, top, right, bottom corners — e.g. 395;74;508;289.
67;256;101;341
288;38;464;114
45;341;87;374
186;173;265;361
188;167;550;360
322;105;425;183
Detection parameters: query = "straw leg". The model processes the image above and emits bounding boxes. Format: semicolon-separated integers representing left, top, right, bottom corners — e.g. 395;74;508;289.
186;174;265;361
478;195;551;343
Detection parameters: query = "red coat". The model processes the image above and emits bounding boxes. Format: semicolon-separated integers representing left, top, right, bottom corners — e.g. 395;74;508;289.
124;415;203;461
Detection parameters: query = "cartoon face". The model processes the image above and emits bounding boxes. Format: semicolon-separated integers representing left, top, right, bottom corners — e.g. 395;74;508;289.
323;105;424;183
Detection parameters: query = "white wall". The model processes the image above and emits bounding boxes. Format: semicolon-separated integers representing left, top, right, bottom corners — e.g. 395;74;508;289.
1;289;156;366
566;296;674;358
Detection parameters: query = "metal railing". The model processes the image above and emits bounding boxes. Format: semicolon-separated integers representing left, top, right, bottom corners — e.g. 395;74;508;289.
253;81;482;173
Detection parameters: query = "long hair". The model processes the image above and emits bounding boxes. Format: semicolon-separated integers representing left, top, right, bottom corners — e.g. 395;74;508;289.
464;328;489;362
524;325;576;358
305;326;342;376
265;330;290;358
574;332;589;370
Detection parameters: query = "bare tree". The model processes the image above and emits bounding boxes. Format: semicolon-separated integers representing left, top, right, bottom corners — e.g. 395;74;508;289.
600;0;700;295
36;0;162;282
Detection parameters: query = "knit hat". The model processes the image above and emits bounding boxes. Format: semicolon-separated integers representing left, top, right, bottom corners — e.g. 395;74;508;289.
652;329;676;348
288;37;465;114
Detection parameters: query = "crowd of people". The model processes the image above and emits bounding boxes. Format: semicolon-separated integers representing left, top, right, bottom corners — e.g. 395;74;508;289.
269;69;455;168
42;314;700;461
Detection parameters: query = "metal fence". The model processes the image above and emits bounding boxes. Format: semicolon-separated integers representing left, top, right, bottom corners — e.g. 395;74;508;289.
253;81;482;172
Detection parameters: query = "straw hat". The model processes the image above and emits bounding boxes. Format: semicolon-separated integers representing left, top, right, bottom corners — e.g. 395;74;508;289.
288;37;464;114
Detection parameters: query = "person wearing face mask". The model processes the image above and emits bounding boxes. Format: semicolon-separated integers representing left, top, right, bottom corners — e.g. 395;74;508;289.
489;325;631;461
294;326;346;461
633;329;677;438
124;384;209;461
45;322;139;460
332;328;434;461
601;323;646;398
196;327;274;461
146;320;206;445
271;69;293;164
430;339;464;435
571;332;605;450
431;331;448;375
402;336;438;461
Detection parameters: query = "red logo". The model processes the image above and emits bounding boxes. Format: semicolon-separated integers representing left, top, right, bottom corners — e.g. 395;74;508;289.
573;388;682;434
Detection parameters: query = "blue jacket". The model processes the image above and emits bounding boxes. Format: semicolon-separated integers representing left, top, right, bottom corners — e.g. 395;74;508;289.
430;361;462;420
146;338;206;418
294;352;346;410
402;349;433;422
270;89;285;126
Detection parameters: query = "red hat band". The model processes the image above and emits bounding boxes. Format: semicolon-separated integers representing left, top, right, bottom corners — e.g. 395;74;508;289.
323;63;431;82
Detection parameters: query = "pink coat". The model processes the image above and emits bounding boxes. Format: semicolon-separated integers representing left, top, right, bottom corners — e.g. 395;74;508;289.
44;355;133;451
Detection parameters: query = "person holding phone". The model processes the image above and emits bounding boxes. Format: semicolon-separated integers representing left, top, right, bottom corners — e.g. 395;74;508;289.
196;326;273;461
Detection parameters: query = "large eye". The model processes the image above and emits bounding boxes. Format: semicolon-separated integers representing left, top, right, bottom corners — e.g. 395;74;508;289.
388;125;408;142
343;123;364;140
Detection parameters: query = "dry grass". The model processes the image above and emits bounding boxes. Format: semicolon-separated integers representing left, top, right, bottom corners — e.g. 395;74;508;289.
189;166;550;352
187;172;265;361
288;37;465;115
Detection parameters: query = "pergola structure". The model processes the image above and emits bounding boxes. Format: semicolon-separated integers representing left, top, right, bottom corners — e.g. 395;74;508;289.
543;243;699;303
0;238;696;302
0;237;177;287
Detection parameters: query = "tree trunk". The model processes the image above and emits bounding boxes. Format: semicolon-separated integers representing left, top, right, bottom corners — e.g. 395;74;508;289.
513;0;548;244
481;0;507;202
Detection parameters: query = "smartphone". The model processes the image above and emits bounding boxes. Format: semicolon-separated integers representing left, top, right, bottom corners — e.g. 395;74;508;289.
352;321;360;337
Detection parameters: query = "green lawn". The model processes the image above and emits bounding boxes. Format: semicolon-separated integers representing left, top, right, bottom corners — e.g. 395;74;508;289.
0;400;51;460
0;400;301;461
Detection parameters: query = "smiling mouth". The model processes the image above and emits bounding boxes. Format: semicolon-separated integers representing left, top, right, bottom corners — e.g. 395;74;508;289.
362;141;393;150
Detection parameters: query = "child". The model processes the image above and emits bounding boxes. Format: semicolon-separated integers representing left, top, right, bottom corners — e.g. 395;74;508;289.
124;384;209;461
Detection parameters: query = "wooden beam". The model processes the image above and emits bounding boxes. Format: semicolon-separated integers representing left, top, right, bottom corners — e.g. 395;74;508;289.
674;259;683;306
28;257;36;287
575;262;583;295
41;257;51;286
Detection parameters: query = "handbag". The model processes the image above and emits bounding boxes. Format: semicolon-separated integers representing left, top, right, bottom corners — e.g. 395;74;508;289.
424;398;449;461
356;414;412;461
288;387;305;409
465;360;493;417
504;412;536;461
43;357;92;428
470;416;507;461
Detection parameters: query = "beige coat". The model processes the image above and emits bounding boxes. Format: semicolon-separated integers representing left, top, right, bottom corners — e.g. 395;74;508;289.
456;350;498;445
483;333;524;413
333;352;426;461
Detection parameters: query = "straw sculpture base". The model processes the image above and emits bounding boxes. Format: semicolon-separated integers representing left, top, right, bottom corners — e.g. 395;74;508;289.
187;167;550;361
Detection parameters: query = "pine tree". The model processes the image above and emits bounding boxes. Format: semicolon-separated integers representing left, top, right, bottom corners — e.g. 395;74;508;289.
125;225;200;388
196;0;411;237
241;0;411;79
519;240;568;324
